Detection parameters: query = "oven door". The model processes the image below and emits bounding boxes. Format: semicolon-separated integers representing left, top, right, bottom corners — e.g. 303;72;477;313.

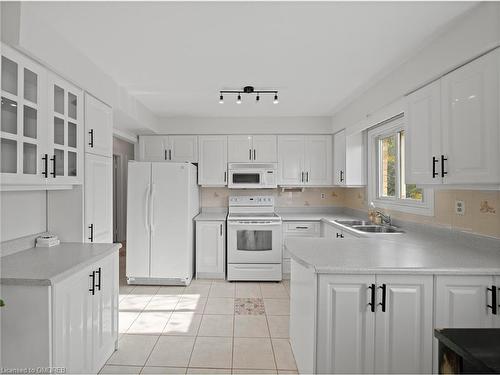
227;221;282;263
228;170;263;189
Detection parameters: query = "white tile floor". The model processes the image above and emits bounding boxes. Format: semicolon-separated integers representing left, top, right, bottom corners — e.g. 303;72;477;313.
100;250;298;374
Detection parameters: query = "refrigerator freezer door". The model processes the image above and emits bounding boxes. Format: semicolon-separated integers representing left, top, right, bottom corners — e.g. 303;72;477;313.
150;163;191;279
126;162;151;278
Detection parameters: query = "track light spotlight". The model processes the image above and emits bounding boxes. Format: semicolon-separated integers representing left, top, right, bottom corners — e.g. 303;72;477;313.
273;94;279;104
236;94;242;104
256;94;260;102
219;94;224;104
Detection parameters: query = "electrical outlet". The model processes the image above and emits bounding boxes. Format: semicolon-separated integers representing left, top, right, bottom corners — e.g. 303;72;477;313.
321;193;326;199
455;200;465;215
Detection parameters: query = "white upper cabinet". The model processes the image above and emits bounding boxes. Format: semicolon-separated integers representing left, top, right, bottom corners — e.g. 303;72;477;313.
1;45;47;185
333;130;365;186
228;135;253;162
278;135;332;186
85;94;113;158
441;49;499;185
406;48;500;187
139;135;168;161
278;135;305;185
138;135;198;162
46;73;84;185
305;135;332;185
252;135;277;162
198;135;227;186
168;135;198;162
85;153;113;243
228;135;277;162
405;80;442;185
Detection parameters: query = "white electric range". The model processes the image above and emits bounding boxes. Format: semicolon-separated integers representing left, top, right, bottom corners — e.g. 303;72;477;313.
226;196;283;281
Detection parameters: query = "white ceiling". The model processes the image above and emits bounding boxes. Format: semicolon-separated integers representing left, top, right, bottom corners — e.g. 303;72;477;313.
28;1;476;118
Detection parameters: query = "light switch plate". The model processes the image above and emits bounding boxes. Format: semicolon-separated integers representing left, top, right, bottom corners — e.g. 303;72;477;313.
455;200;465;215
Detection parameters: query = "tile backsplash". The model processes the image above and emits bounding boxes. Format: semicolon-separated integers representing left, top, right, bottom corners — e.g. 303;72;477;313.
201;187;345;208
343;187;500;239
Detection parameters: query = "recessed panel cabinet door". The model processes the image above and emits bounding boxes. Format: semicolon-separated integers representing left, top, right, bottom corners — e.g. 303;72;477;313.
53;265;93;373
93;253;118;372
196;221;225;276
374;275;433;374
441;49;500;184
405;80;442;184
85;154;113;243
228;135;253;162
333;130;346;185
85;94;113;158
252;135;277;162
278;135;304;185
169;135;198;162
316;274;376;374
305;135;332;185
139;135;168;161
198;135;227;186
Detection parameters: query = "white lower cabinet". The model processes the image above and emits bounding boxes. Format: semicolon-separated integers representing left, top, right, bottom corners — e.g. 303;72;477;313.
2;251;118;373
316;274;375;374
282;221;320;277
374;275;433;374
196;220;226;279
85;153;113;243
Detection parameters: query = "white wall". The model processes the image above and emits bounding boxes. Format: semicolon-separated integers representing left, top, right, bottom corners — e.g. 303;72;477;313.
113;137;135;242
331;3;500;131
0;191;46;242
157;116;332;134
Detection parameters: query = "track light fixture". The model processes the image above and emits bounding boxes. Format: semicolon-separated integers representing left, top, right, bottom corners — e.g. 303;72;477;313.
219;86;279;104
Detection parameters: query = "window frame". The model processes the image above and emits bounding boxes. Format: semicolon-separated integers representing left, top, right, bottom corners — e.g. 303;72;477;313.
367;114;434;216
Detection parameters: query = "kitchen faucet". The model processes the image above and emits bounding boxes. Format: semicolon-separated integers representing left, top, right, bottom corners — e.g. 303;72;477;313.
368;202;392;226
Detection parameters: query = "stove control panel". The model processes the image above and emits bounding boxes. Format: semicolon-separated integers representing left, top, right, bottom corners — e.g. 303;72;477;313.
229;196;274;206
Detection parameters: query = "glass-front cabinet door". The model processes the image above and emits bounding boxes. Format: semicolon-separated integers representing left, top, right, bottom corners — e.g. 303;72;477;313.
1;44;47;185
47;73;83;185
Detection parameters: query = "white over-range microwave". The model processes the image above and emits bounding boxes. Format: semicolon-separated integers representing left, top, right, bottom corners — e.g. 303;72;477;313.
227;163;277;189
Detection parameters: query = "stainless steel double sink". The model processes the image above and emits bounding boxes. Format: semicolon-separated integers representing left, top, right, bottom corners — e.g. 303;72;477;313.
334;220;405;234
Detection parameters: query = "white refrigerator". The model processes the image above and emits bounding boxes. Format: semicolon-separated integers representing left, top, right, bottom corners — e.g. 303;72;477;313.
126;162;199;285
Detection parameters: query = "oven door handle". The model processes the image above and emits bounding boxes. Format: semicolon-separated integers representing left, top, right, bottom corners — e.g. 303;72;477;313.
228;221;282;226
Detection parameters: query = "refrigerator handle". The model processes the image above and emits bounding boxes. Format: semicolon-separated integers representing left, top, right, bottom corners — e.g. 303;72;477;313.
145;183;151;231
149;183;156;231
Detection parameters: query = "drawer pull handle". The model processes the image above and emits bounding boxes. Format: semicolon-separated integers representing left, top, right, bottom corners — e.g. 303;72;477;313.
295;226;309;229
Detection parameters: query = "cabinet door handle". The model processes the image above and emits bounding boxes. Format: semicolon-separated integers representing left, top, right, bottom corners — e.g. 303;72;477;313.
368;284;376;312
249;149;252;160
224;171;227;183
88;129;94;148
301;172;304;183
253;149;256;160
220;224;223;236
88;224;94;242
336;232;344;238
42;154;48;178
378;284;387;312
169;149;172;160
95;267;101;291
432;156;439;178
164;150;168;160
487;285;497;315
89;271;96;295
441;155;448;178
50;154;56;178
340;170;344;183
306;171;309;183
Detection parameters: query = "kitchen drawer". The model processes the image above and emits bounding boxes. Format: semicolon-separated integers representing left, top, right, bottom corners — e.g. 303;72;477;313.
284;221;321;236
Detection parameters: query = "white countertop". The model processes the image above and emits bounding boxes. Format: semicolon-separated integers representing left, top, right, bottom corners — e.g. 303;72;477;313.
285;236;500;275
194;211;228;221
1;242;122;286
